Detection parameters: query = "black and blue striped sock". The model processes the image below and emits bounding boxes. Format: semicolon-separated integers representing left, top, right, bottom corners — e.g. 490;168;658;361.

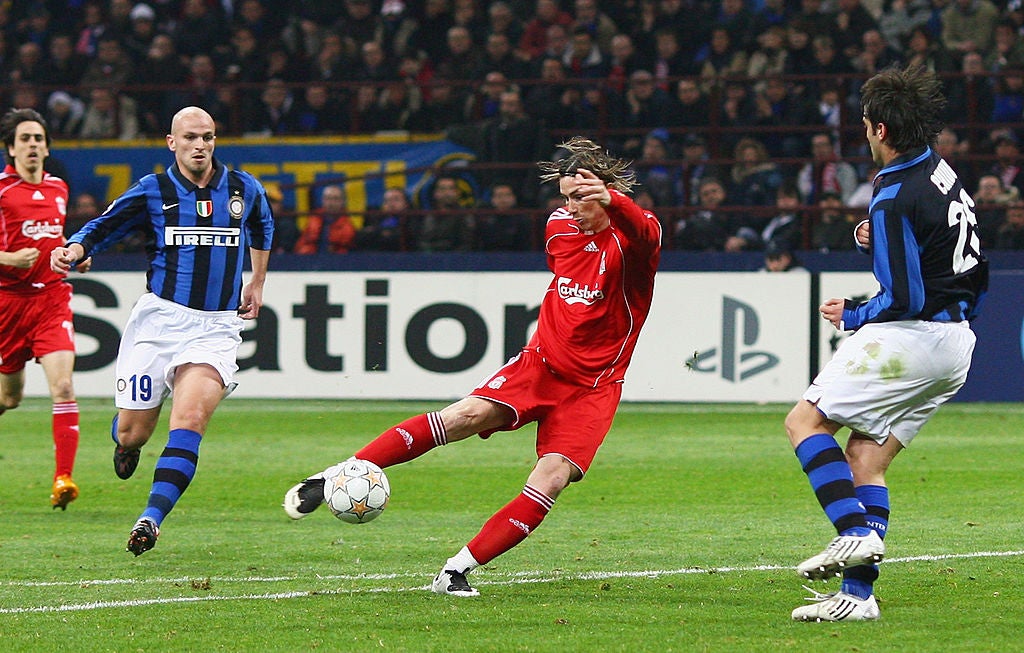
140;428;201;526
842;484;890;599
795;433;870;536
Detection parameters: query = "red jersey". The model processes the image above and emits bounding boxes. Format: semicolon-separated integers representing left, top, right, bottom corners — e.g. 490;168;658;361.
528;190;661;387
0;164;69;293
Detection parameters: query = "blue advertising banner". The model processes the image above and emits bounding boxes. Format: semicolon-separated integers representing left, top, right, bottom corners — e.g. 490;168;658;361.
53;135;475;218
958;270;1024;402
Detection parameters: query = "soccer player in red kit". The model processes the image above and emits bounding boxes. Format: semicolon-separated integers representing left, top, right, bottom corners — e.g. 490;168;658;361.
284;136;662;596
0;108;89;509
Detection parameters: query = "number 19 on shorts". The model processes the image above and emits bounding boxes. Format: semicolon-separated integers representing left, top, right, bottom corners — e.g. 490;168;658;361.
118;374;154;402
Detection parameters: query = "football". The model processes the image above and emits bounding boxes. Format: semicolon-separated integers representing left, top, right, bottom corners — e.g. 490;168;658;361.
322;458;391;524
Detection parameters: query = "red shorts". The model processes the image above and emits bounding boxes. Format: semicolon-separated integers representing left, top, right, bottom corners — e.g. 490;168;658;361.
469;349;623;478
0;284;75;374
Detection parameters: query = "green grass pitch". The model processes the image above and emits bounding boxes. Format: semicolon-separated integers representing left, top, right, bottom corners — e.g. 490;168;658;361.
1;399;1022;652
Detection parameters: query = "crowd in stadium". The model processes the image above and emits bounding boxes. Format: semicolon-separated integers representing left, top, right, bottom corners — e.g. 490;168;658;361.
5;0;1024;252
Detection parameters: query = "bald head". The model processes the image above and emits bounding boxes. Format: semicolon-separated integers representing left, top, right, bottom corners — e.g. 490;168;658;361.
167;106;217;185
170;106;215;135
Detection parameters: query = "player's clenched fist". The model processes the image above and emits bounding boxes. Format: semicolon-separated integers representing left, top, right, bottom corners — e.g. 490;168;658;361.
574;168;611;206
3;246;40;268
854;219;871;250
50;244;83;273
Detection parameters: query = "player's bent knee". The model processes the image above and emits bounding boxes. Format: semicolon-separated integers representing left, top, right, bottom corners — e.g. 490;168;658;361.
49;379;75;403
784;400;827;445
529;455;575;497
117;427;152;449
783;403;805;439
117;409;163;448
441;398;510;438
846;434;898;481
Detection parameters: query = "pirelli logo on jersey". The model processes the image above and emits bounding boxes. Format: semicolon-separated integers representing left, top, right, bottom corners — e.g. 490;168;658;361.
165;226;241;247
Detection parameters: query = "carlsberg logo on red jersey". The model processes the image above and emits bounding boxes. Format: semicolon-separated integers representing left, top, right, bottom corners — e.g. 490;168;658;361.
21;220;63;240
557;276;605;305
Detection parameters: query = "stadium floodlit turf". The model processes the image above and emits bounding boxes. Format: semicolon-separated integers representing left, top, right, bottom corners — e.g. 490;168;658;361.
1;399;1022;651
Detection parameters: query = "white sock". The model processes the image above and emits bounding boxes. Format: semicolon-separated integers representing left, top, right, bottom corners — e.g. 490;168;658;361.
445;546;480;575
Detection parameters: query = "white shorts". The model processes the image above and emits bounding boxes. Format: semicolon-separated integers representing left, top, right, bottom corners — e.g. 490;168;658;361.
114;293;243;410
803;320;976;446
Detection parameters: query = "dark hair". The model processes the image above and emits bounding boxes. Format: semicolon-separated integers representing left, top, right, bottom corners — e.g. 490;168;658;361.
861;65;946;153
0;108;51;165
777;178;799;198
765;238;791;259
572;25;594;38
698;176;726;192
905;25;933;48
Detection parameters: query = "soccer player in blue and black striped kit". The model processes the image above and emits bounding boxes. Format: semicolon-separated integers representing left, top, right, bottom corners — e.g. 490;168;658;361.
51;107;274;556
784;66;988;621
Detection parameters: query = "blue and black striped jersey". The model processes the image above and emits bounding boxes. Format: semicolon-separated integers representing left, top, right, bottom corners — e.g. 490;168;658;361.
843;146;988;330
69;159;274;312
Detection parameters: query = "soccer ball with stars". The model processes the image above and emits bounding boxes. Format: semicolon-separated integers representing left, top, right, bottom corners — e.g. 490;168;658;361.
323;458;391;524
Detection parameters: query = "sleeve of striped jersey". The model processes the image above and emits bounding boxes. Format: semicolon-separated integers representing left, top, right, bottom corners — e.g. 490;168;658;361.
245;179;274;251
842;205;924;329
67;181;150;259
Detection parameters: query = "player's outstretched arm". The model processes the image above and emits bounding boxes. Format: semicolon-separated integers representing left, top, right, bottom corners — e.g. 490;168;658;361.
598;186;662;249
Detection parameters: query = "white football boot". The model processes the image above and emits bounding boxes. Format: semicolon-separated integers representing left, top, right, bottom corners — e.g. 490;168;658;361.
792;588;880;622
431;569;480;597
797;531;885;580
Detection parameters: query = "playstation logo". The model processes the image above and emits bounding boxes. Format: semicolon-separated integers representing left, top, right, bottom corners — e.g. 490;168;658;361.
689;296;779;382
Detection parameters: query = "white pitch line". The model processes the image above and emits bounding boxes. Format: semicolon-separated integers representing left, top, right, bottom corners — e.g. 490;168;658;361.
3;550;1023;615
8;571;419;588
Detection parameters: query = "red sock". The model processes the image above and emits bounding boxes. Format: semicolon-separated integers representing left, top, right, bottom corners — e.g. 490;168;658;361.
467;485;553;565
354;412;446;468
52;401;80;479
